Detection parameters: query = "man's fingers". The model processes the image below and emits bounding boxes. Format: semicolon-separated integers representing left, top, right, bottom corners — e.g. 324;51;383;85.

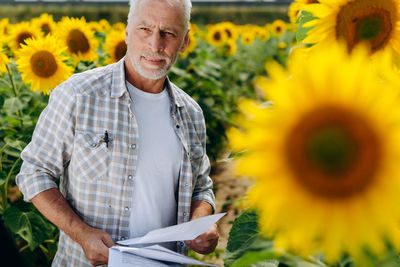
102;234;115;248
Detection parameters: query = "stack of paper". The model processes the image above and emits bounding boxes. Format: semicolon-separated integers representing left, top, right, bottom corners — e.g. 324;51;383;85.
108;213;226;267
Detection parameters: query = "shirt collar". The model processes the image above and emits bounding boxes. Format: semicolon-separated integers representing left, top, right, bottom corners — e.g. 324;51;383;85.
111;57;185;109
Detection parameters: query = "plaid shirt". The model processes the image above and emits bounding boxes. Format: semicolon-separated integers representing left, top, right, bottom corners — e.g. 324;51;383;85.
16;58;215;266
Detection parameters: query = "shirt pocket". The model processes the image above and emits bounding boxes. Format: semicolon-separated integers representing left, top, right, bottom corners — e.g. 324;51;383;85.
189;143;204;177
71;131;110;181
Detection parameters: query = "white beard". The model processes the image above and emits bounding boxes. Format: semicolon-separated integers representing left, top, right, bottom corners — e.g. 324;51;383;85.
131;52;173;80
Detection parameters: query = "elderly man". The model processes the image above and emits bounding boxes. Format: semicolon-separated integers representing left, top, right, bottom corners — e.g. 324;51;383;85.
16;0;218;265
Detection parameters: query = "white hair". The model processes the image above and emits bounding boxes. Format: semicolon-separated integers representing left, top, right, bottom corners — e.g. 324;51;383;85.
127;0;192;31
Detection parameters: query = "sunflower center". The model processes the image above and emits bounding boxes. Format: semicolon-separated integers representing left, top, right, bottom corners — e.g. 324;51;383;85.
307;126;355;175
286;105;381;199
213;32;221;41
67;29;90;54
276;26;282;33
41;23;51;35
336;0;395;53
17;32;33;48
30;50;58;78
225;29;232;38
114;41;127;61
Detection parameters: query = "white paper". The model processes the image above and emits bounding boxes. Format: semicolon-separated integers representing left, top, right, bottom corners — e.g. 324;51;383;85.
109;245;218;266
117;213;226;246
109;247;182;267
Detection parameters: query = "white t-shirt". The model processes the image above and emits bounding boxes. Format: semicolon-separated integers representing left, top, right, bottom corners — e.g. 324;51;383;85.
126;81;183;250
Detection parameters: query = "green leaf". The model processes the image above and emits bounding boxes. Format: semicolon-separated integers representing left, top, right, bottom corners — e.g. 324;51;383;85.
3;97;23;115
4;136;26;151
0;170;7;186
296;10;318;42
224;210;262;266
3;206;54;251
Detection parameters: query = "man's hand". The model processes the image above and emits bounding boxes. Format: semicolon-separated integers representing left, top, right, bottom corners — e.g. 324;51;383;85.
77;227;115;266
30;189;115;265
184;223;219;254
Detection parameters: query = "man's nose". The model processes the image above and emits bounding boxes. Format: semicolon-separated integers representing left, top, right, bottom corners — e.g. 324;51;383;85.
148;33;164;52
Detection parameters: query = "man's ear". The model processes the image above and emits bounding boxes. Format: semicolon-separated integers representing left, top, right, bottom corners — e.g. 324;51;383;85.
180;30;190;53
125;27;129;45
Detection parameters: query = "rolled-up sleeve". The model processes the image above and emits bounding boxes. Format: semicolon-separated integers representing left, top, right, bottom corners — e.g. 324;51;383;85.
16;83;76;201
191;112;215;213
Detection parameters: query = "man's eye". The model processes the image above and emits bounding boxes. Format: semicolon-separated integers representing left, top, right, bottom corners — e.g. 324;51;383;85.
162;32;174;37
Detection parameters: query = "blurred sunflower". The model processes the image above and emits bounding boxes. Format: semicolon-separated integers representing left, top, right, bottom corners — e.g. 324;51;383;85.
219;38;237;56
206;25;228;47
7;22;40;53
104;29;127;64
98;19;111;32
57;17;99;63
229;43;400;263
112;22;126;32
0;49;11;73
303;0;400;56
288;1;302;24
241;31;255;45
0;18;9;35
181;30;197;57
255;27;270;41
88;21;102;33
31;13;56;36
297;0;319;4
270;19;287;37
16;35;73;95
220;22;239;41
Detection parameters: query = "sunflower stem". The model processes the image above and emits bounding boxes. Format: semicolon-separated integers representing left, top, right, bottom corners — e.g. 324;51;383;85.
5;64;24;127
1;157;20;211
6;64;18;97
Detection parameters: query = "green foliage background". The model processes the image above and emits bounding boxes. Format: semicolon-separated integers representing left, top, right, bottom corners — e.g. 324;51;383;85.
0;4;289;25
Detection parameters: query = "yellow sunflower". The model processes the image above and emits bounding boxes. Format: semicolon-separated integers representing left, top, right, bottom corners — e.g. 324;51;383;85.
31;13;57;36
270;19;287;37
0;49;11;73
7;22;41;53
256;27;270;42
303;0;400;56
241;31;255;45
206;25;228;47
15;35;73;95
296;0;320;4
181;30;197;57
219;22;239;41
288;1;302;24
229;43;400;263
98;19;111;32
219;38;237;57
56;17;99;63
112;22;126;32
0;18;9;36
104;29;127;64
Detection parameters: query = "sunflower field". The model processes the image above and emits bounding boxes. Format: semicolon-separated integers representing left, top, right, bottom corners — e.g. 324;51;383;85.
2;0;400;266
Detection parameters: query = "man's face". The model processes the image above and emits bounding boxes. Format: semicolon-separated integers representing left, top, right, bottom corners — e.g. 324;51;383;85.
125;0;189;80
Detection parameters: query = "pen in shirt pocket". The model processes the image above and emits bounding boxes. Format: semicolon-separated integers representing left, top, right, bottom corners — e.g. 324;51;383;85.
103;130;110;147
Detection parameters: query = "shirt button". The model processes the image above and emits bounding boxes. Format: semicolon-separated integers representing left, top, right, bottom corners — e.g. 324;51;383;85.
131;144;136;149
91;143;96;147
128;175;133;180
184;183;189;187
176;125;180;129
124;207;129;211
121;237;125;240
183;212;187;216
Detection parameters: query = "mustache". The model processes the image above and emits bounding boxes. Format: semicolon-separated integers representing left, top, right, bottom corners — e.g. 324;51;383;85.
141;52;170;62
